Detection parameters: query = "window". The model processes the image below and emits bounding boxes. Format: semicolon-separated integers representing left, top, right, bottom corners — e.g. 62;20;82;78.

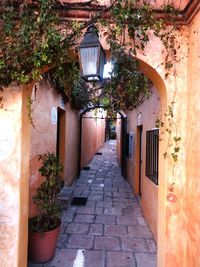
145;129;159;185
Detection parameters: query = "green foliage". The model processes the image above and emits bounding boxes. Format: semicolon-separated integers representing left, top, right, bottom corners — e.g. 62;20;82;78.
103;44;151;111
0;0;80;86
48;43;151;111
47;61;91;110
0;0;180;112
26;96;34;126
71;78;91;110
156;102;181;164
109;0;157;52
29;152;63;232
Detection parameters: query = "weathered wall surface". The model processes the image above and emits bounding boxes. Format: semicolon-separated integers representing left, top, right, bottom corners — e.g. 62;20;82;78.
135;27;189;267
29;80;79;217
81;110;105;168
185;9;200;267
0;84;31;267
126;85;160;241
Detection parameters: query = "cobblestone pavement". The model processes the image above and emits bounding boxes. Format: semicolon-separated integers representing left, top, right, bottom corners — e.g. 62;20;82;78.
29;141;157;267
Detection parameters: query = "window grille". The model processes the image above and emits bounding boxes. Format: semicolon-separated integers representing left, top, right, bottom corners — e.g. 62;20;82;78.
145;129;159;185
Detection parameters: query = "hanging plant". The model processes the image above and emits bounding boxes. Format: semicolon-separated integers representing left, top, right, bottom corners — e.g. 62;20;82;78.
0;0;82;86
0;0;181;113
102;44;151;111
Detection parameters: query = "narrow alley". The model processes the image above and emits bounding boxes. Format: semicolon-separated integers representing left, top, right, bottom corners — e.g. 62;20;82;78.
29;141;157;267
1;2;200;266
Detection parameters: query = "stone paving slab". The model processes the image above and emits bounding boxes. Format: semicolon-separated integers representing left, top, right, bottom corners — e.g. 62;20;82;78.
104;224;127;237
107;251;136;267
95;214;116;225
74;214;95;223
65;223;89;234
89;224;103;236
68;234;94;249
28;141;157;267
121;237;149;253
135;253;157;267
94;236;121;251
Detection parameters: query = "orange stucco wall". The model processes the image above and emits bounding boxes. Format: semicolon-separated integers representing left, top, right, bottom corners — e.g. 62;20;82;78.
29;79;79;217
0;84;31;267
126;85;160;241
81;110;105;168
64;105;80;185
185;9;200;267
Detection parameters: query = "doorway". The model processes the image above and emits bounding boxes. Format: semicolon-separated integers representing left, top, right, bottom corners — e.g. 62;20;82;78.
105;118;117;141
56;108;66;179
137;125;143;196
121;116;127;179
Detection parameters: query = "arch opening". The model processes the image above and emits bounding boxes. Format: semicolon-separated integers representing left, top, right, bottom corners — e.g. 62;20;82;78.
123;57;167;267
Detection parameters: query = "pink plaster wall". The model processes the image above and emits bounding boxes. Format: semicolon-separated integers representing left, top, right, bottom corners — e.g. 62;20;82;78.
81;111;105;168
126;85;161;241
29;79;79;217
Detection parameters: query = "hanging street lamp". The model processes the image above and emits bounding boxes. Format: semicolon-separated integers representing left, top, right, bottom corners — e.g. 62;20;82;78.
78;25;106;82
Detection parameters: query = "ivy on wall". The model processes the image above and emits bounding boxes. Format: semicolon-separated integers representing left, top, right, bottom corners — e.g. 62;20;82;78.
0;0;181;112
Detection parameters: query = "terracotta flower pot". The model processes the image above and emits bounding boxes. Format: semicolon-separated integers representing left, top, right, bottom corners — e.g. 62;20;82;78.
28;224;61;263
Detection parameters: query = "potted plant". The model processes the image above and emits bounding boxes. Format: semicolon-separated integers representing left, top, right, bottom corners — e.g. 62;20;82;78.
28;152;63;263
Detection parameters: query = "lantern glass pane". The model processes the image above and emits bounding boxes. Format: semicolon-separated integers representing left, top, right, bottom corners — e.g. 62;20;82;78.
80;47;98;76
103;61;113;79
87;76;99;81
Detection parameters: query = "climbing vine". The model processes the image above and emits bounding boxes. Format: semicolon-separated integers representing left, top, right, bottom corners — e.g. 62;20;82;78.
155;18;183;195
26;96;34;127
0;0;182;112
156;101;181;163
156;100;182;195
0;0;82;86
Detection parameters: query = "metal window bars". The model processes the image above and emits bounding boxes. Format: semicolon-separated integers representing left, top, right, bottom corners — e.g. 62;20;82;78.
145;129;159;185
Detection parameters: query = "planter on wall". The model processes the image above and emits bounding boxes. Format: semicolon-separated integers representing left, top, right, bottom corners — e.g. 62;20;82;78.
28;223;61;263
